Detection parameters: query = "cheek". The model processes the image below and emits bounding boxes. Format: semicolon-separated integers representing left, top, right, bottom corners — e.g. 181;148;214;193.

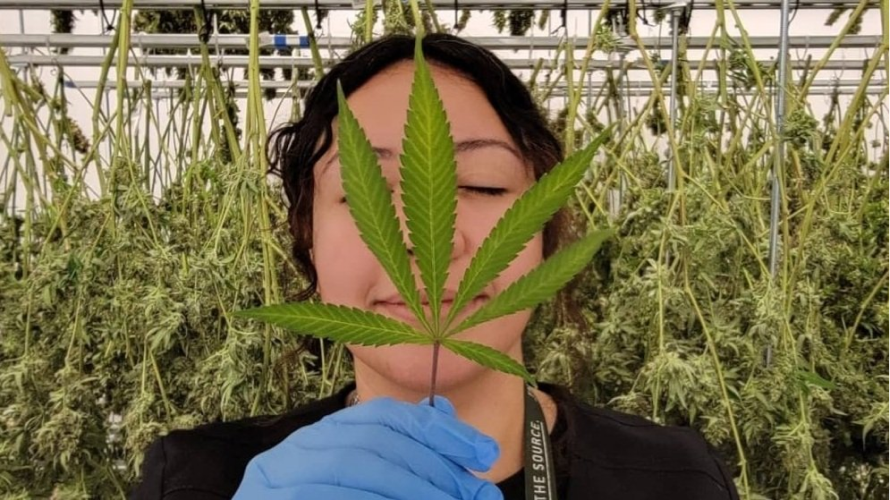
457;201;544;292
312;208;376;305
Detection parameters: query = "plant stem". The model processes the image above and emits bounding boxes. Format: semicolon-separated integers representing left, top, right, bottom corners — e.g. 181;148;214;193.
407;0;424;37
300;8;326;78
883;0;889;75
683;267;751;498
363;0;375;43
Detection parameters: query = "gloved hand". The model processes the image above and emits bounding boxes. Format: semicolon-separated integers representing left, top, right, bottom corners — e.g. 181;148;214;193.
233;395;503;500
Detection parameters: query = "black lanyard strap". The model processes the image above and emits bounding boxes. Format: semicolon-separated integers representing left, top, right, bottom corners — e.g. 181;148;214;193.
523;386;557;500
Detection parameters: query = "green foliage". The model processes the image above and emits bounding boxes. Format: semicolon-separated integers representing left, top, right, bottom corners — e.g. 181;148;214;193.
236;303;433;346
382;0;413;35
50;10;75;54
0;6;886;500
825;8;865;35
784;109;820;149
507;9;535;36
455;229;613;333
522;40;888;499
381;0;433;35
0;160;323;498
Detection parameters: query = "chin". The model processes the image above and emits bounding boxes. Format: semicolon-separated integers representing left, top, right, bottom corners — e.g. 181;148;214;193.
348;311;530;397
349;339;520;397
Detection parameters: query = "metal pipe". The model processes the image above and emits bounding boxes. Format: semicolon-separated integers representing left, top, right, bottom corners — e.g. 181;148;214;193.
0;0;878;9
613;47;630;217
88;88;890;100
5;53;880;74
667;2;686;191
64;78;885;95
769;0;793;278
0;33;879;51
17;8;25;55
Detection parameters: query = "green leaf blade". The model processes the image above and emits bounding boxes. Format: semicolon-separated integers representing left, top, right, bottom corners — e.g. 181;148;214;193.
234;303;431;346
400;39;457;334
447;127;612;327
336;82;427;330
452;229;615;334
440;338;533;384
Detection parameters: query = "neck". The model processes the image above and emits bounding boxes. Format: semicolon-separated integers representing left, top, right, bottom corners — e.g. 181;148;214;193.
352;348;548;483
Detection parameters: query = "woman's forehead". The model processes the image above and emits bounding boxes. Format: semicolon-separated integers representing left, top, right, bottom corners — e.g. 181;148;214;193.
346;61;514;146
316;60;522;177
316;138;527;182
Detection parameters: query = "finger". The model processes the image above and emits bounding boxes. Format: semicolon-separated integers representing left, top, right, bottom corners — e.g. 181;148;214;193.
295;423;502;500
318;397;500;472
246;447;465;500
235;483;393;500
418;395;457;415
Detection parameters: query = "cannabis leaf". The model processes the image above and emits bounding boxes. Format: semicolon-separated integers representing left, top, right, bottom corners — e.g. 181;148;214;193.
441;338;535;383
400;37;457;333
444;129;612;330
452;228;614;334
235;35;613;391
334;79;427;331
236;303;432;346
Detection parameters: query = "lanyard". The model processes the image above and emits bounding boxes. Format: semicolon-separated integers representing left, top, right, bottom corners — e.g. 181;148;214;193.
523;386;557;500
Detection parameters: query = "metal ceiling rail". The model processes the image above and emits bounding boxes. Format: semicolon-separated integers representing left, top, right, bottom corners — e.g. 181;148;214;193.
5;54;877;71
0;33;880;51
0;0;878;9
185;87;890;97
64;77;880;90
61;79;889;97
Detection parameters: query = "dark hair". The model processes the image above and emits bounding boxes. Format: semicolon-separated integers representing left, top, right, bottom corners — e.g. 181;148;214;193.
269;33;581;311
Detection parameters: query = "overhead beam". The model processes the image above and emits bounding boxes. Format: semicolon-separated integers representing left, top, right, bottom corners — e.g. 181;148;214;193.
0;0;878;9
63;78;887;97
65;77;878;90
0;33;880;51
5;53;877;72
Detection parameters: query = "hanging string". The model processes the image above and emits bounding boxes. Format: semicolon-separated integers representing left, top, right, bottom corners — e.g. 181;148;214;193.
453;0;458;31
613;6;631;36
550;0;568;35
636;0;654;27
198;0;213;44
678;0;694;35
314;0;323;30
789;0;801;23
97;0;115;32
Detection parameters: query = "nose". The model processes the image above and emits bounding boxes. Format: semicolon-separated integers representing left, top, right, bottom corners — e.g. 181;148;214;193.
451;212;469;260
394;194;468;262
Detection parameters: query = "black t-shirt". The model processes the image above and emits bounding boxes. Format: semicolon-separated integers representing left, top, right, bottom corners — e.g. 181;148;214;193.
130;383;739;500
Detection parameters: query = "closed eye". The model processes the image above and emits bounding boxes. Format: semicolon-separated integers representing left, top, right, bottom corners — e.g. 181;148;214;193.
340;187;505;203
460;186;507;196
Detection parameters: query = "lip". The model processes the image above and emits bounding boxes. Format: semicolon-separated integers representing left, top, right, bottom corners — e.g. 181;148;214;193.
375;295;487;325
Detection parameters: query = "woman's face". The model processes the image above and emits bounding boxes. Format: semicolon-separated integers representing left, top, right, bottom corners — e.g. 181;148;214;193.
311;61;543;394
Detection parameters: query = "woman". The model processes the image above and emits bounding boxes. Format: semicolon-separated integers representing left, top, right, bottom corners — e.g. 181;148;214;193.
130;33;739;500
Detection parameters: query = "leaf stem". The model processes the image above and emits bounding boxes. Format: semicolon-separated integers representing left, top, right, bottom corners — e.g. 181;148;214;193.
429;341;440;407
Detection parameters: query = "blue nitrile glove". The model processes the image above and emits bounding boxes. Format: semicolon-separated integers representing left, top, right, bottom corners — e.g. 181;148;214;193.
233;395;503;500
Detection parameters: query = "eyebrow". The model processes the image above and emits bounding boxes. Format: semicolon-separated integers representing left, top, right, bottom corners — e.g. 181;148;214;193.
320;138;523;176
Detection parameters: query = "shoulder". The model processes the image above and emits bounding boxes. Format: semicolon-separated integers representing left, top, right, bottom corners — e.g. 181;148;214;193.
128;386;352;500
547;385;738;500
